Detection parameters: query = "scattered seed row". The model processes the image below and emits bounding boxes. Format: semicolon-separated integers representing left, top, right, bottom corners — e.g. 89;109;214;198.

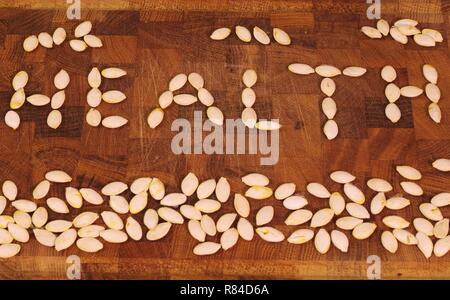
86;67;129;128
382;64;442;123
288;63;367;140
23;21;103;53
5;69;70;130
361;18;444;47
210;26;291;46
0;157;449;258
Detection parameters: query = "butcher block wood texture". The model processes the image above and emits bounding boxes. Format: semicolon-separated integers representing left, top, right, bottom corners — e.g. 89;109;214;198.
0;0;449;279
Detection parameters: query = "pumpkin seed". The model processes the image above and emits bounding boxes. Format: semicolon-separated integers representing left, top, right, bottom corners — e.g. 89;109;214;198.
346;203;370;219
396;165;422;180
323;119;338;140
320;78;336;97
51;90;65;109
352;222;376;240
400;86;423;98
13;211;31;228
129;193;148;214
10;89;26;110
12;71;29;91
386;196;410;210
38;32;53;48
428;103;441;123
193;242;221;255
130;177;152;195
256;226;285;242
73;212;99;228
330;170;355;184
245;186;273;200
102;115;128;128
314;229;331;254
100;229;128;243
27;94;50;106
385;103;401;123
84;35;103;48
255;206;274;226
8;223;29;243
237;217;254;240
381;65;397;83
102;90;126;104
329;192;345;215
322;97;337;119
187;72;204;90
370;192;386;215
210;28;231;40
422;64;438;84
432;158;450;172
367;178;393;192
101;67;126;79
216;213;237;233
376;19;390;36
414;34;436;47
242;173;269;186
45;170;72;183
255;120;281;130
47;110;62;129
431;193;450;207
235;26;252;42
69;39;88;52
126;216;143;241
242;69;257;88
425;83;440;103
433;218;449;239
381;231;398;253
149;178;165;200
0;216;14;229
206;106;224;126
385;83;401;102
220;228;239;250
234;194;250;218
2;180;17;201
285;209;312;226
55;229;77;251
253;26;270;45
65;187;83;209
241;107;257;128
416;232;433;258
32;207;48;228
12;200;37;212
23;35;39;52
47;197;69;214
158;207;184;224
101;181;128;196
342;66;366;77
88;67;102;88
101;211;124;230
288;63;315;75
288;229;314;244
79;188;104;205
33;229;56;247
158;91;173;109
180;173;199;197
422;29;443;42
306;182;330;198
198;88;214;106
361;26;382;39
173;94;197;106
344;183;365;204
434;236;450;257
241;88;256;107
54;69;70;90
273;28;291;45
397;25;420;36
169;73;187;91
200;214;216;236
274;183;296;200
52;27;66;45
146;222;171;241
315;65;341;77
197;179;216;199
78;225;105;238
188;220;206;242
310;208;334;228
75;21;92;38
283;195;308;210
87;88;102;107
400;181;423;196
195;199;221;214
413;218;434;236
215;177;230;203
76;237;103;253
0;228;13;244
382;215;410;229
143;209;158;230
393;228;417;245
390;27;408;44
0;197;5;215
394;19;418;27
331;230;349;252
0;244;20;258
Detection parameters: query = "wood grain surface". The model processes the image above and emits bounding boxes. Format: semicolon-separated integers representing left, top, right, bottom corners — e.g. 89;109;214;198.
0;0;449;279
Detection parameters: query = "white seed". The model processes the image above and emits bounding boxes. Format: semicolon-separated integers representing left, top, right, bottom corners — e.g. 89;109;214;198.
255;120;281;130
12;200;37;212
432;158;450;172
400;85;423;98
77;237;103;253
288;63;315;75
216;213;237;233
285;209;312;226
434;236;450;257
101;211;124;230
381;231;398;253
186;72;204;90
47;197;69;214
84;34;103;48
315;65;341;77
288;229;314;244
352;222;376;240
346;203;370;219
206;106;224;126
310;208;334;228
87;88;102;107
180;204;202;220
306;182;330;198
102;115;128;128
10;89;26;111
396;165;422;180
101;181;128;196
425;83;440;103
382;215;410;229
314;229;331;254
241;88;256;107
431;193;450;207
394;19;418;27
100;229;128;243
79;188;103;205
130;177;151;195
416;232;433;259
390;27;408;44
13;211;31;228
323;119;338;140
393;228;417;245
188;220;206;242
143;209;158;230
367;178;393;192
242;173;269;186
344;183;365;204
129;192;148;214
422;64;438;84
23;35;39;52
0;216;14;229
283;195;308;210
173;94;197;106
234;194;250;218
197;179;216;199
126;216;143;241
330;170;355;184
149;178;165;200
329;192;345;215
320;78;336;97
220;228;239;250
193;242;221;256
54;69;70;90
158;207;184;224
274;183;296;200
343;66;366;77
428;103;441;123
253;26;270;45
47;110;62;129
101;67;126;79
256;226;285;242
370;192;386;215
361;26;382;39
38;32;53;48
0;243;21;258
386;196;410;210
75;21;92;37
321;97;337;119
385;103;401;123
69;39;88;52
180;173;199;197
400;181;423;196
331;230;349;252
385;83;401;103
27;94;50;106
273;28;291;45
434;218;449;239
414;33;436;47
169;73;187;91
51;90;65;109
32;207;48;228
45;170;72;183
237;218;254;241
397;25;420;36
73;212;99;228
195;199;221;214
255;206;274;226
55;229;77;251
413;218;434;236
242;69;257;88
88;67;102;88
422;28;444;42
102;90;126;104
161;193;187;207
8;223;29;243
52;27;66;45
215;177;230;203
241;107;257;128
245;186;273;200
198;88;214;106
200;214;216;236
12;71;29;91
2;180;17;201
381;65;397;83
376;19;390;36
210;27;231;40
235;26;252;42
146;222;171;241
86;108;102;127
33;229;56;247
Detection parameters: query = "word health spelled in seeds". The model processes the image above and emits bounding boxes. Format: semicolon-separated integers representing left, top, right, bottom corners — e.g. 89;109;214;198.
0;159;449;258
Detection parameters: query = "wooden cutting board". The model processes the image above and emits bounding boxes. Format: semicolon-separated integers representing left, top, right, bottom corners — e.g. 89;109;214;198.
0;0;449;279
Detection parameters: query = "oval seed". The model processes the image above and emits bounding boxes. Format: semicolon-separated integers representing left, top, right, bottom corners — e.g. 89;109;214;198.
414;33;436;47
54;69;70;90
47;197;69;214
320;78;336;97
433;218;449;239
385;103;401;123
210;28;231;40
242;107;257;128
245;186;273;200
101;211;124;230
78;225;105;238
422;64;438;84
381;231;398;253
45;170;72;183
361;26;382;39
76;237;103;253
147;107;164;127
255;206;274;226
235;26;251;42
322;97;337;119
126;216;143;241
143;209;158;230
102;115;128;128
160;193;187;207
84;35;103;48
173;94;197;106
390;27;408;44
75;21;92;38
216;213;237;233
386;196;410;210
400;86;423;98
158;207;184;224
331;230;349;252
0;244;21;258
393;229;417;245
323;119;338;140
88;67;102;88
102;90;126;104
416;232;433;259
188;220;206;242
32;207;48;228
400;181;423;196
206;106;224;126
237;218;254;241
101;181;128;196
434;236;450;257
288;229;314;245
2;180;17;201
38;32;53;48
187;72;204;90
428;103;441;123
329;192;345;215
273;28;291;45
13;211;31;229
47;110;62;129
54;229;77;251
283;195;308;210
86;108;102;127
343;66;366;77
382;215;410;229
346;203;370;219
376;19;390;36
242;173;269;186
288;63;315;75
352;222;376;240
193;242;221;256
73;212;99;228
256;226;285;242
425;83;441;103
87;88;102;107
242;69;257;88
27;94;50;106
422;29;443;42
197;179;216;199
315;65;341;77
274;183;296;200
149;178;165;200
215;177;230;203
80;188;104;205
253;26;270;45
431;193;450;207
181;172;199;196
381;65;397;83
130;177;151;195
69;39;88;52
51;90;66;109
370;192;386;215
234;194;250;218
100;229;128;243
129;193;148;214
241;88;256;107
8;223;29;243
12;200;37;212
195;199;221;214
367;178;393;192
198;88;214;106
385;83;401;103
314;229;331;254
330;170;355;184
306;182;330;198
396;165;422;180
285;209;312;226
432;158;450;172
220;228;239;250
413;218;434;236
52;27;66;45
169;73;187;91
200;215;216;236
146;222;171;241
310;208;334;228
33;229;56;247
23;35;38;52
344;183;365;204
